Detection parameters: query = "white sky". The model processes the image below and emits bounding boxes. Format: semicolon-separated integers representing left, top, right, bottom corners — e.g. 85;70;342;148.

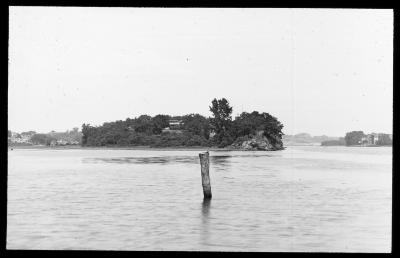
8;7;393;137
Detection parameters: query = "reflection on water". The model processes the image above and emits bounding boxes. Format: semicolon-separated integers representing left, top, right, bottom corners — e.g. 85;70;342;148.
7;146;391;252
201;199;212;246
82;156;198;165
201;198;212;217
82;153;274;166
210;155;233;172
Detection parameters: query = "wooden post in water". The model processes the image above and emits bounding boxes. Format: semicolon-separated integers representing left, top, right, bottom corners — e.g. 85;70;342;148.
199;151;212;199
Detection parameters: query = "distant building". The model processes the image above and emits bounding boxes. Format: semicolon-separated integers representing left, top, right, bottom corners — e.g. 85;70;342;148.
373;133;380;145
169;119;183;130
361;133;388;146
368;134;376;145
363;133;378;145
209;131;216;138
56;139;68;145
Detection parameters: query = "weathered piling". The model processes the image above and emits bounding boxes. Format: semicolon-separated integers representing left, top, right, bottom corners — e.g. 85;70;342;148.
199;151;212;199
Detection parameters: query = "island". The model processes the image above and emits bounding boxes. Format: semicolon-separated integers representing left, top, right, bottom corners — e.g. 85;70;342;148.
80;98;284;151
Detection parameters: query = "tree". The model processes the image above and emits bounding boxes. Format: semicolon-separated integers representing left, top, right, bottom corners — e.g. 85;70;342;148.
232;111;284;145
152;114;170;134
344;131;365;146
260;112;284;144
81;123;96;146
182;114;210;139
376;134;392;146
31;133;56;146
209;98;233;146
134;115;153;134
321;138;346;146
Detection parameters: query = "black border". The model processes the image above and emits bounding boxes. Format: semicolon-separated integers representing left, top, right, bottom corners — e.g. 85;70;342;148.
2;2;398;257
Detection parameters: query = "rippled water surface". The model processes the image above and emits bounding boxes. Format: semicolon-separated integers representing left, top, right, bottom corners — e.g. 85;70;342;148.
7;146;392;251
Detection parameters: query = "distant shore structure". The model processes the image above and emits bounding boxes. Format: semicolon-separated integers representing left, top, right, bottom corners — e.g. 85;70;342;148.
360;133;392;146
169;119;183;130
161;119;184;133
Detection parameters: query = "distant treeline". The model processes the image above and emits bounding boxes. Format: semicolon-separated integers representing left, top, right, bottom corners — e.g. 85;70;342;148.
8;128;82;146
344;131;392;146
33;129;82;145
321;138;346;146
283;133;339;145
82;114;210;147
321;131;392;146
81;98;284;148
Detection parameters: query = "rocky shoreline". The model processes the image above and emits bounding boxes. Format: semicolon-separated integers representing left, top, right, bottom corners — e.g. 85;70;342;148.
227;135;284;151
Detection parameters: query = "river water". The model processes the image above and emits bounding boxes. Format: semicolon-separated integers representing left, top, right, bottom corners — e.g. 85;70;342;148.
7;146;392;252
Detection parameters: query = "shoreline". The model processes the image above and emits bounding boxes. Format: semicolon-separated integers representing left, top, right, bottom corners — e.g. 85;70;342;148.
8;145;235;151
8;145;288;151
8;144;391;151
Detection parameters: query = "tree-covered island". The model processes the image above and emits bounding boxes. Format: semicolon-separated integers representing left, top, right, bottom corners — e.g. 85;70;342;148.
81;98;284;151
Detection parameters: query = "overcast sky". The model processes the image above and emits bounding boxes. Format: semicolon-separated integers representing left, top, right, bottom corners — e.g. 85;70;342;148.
9;7;393;137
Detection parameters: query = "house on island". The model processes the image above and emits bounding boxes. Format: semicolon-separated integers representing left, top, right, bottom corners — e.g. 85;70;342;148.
169;119;183;129
161;119;184;134
209;131;216;138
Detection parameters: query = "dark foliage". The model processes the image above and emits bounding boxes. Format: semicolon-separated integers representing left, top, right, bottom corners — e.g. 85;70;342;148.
344;131;365;146
321;138;346;146
209;98;234;147
81;98;284;149
376;134;392;146
81;114;212;147
231;111;284;145
30;133;57;146
181;114;211;140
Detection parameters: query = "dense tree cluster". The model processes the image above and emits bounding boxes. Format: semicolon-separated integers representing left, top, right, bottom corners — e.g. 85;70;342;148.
232;111;284;143
375;134;392;146
28;128;82;146
81;98;285;148
321;138;346;146
343;131;392;146
208;98;284;147
81;114;212;147
344;131;365;146
30;133;57;145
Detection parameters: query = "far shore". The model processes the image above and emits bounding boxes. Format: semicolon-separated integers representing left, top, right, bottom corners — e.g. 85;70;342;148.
8;145;238;151
8;145;289;151
9;145;213;151
8;144;392;151
8;144;391;151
